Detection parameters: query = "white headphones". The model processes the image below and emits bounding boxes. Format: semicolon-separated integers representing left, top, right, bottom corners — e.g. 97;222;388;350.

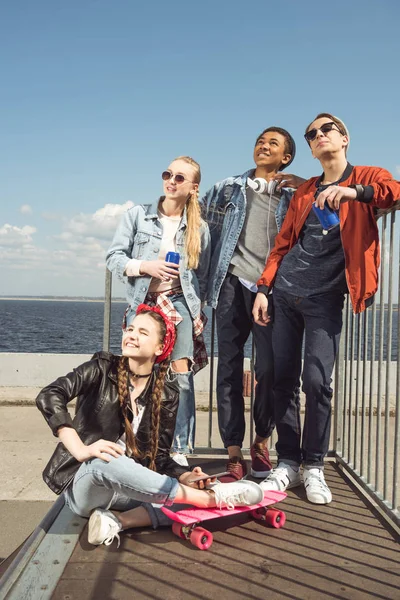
246;177;277;259
247;177;277;195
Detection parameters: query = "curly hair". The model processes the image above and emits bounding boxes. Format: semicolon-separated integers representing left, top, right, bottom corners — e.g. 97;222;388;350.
117;310;171;470
254;127;296;170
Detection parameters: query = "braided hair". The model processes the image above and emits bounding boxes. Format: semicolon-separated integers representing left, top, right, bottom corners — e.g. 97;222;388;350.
117;310;171;470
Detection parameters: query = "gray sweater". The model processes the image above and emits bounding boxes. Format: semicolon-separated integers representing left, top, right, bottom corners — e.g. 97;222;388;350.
229;185;279;284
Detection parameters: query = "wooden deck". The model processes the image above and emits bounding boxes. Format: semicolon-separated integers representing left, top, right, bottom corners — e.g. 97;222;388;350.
39;461;400;600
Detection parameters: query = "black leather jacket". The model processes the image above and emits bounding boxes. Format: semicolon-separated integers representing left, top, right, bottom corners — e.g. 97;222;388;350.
36;351;188;495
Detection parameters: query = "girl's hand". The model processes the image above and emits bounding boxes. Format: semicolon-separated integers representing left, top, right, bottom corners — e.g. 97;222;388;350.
75;439;125;463
140;260;179;281
179;467;213;490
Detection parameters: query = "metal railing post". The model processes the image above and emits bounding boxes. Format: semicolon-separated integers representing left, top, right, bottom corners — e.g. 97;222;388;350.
102;268;112;352
207;310;216;448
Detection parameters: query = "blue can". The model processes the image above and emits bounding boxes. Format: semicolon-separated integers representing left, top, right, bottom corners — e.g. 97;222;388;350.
165;251;180;265
312;204;340;232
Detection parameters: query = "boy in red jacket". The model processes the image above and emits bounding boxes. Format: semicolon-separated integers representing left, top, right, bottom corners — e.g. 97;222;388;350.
253;113;400;504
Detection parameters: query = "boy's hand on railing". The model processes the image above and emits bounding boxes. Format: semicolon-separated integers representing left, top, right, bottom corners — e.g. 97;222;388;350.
252;293;271;326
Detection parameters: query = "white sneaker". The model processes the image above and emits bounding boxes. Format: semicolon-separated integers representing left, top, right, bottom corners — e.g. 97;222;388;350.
212;480;264;510
88;509;122;547
260;462;301;492
303;467;332;504
171;453;189;467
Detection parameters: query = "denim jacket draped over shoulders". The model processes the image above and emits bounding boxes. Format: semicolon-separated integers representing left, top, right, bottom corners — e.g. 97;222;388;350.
106;200;211;319
201;169;294;308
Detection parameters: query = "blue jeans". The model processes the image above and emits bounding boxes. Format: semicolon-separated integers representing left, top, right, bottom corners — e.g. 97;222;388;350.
126;293;195;455
64;455;180;528
169;294;195;454
272;288;345;467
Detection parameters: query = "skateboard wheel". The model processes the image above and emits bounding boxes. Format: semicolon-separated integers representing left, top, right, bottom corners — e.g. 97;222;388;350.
190;527;213;550
265;508;286;528
251;507;268;520
172;522;186;539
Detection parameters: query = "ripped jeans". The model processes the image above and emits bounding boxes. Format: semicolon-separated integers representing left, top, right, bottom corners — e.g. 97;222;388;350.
64;454;180;528
168;294;195;454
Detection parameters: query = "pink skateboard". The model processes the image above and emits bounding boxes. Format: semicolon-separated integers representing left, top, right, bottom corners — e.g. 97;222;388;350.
161;490;286;550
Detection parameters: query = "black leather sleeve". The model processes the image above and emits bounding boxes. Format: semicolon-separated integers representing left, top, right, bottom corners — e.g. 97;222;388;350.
35;357;105;436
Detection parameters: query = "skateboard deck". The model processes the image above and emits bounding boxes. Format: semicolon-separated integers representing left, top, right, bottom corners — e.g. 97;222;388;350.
162;490;286;550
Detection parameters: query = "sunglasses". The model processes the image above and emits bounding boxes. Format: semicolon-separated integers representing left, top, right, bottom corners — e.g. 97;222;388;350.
304;121;344;143
161;170;194;184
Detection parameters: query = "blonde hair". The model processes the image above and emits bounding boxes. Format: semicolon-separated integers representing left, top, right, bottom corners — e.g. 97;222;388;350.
173;156;203;270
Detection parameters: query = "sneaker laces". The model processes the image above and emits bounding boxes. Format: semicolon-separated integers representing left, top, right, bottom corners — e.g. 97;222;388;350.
101;516;122;548
227;458;243;476
213;485;249;510
305;469;328;491
265;464;297;488
103;529;121;548
253;444;268;459
269;465;291;480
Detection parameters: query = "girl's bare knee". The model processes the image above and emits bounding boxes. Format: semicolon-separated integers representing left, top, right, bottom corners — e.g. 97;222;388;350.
171;358;191;373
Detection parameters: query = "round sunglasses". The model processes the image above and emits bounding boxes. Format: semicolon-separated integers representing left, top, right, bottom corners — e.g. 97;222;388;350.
161;170;194;184
304;121;344;143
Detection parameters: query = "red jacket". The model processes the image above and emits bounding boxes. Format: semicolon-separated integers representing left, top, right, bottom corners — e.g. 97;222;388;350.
257;166;400;314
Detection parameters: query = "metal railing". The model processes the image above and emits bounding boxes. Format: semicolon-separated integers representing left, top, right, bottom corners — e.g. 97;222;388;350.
103;209;399;528
333;210;399;528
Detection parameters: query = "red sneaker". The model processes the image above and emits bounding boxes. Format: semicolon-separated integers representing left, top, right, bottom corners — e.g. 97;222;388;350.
218;457;247;483
250;443;272;478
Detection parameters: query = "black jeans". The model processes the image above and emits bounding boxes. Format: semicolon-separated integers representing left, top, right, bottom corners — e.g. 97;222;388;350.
272;287;345;467
216;273;275;448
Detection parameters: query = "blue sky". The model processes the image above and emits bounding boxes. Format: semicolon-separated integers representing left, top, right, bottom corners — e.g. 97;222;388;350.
1;0;399;297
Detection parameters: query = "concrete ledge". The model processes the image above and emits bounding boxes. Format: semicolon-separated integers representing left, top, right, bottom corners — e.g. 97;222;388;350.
0;388;216;409
0;353;397;412
0;354;250;392
0;387;396;415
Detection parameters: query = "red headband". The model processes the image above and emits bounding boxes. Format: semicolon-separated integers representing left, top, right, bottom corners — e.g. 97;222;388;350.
136;304;176;363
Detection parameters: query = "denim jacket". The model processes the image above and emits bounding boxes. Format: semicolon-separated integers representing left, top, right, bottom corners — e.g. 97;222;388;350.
201;169;294;308
106;200;211;319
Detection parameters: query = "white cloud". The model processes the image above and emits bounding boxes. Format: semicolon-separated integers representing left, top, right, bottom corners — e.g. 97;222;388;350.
0;224;36;247
65;201;134;241
0;201;135;295
19;204;33;215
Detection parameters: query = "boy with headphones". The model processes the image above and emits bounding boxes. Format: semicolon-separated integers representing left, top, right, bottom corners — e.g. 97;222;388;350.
202;127;304;482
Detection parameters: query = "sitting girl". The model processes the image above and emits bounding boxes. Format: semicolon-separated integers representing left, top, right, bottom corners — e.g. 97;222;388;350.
36;305;263;547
